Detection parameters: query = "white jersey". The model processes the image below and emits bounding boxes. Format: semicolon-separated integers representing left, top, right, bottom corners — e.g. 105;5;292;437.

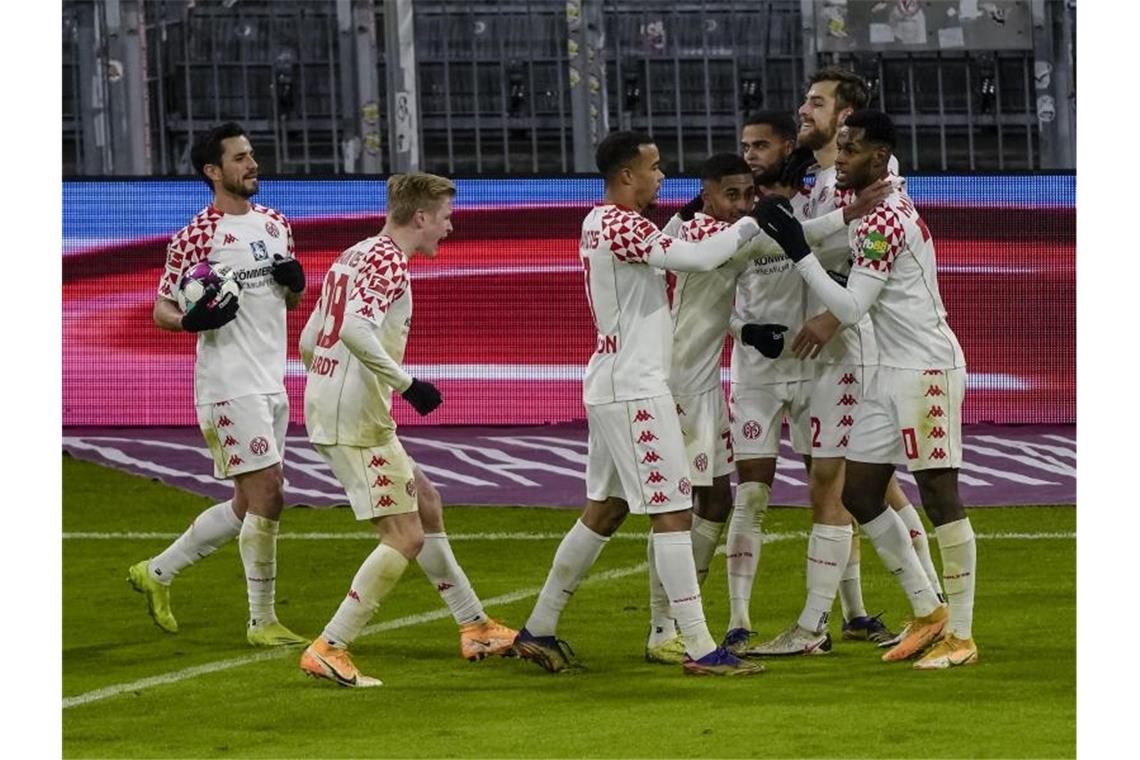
668;212;747;395
849;190;965;370
157;203;293;404
304;235;413;446
730;190;812;387
802;164;885;367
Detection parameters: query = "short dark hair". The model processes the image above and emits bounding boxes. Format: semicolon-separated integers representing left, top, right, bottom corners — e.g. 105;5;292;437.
844;109;896;151
699;153;753;182
807;66;870;111
595;131;655;182
191;122;248;188
741;110;798;143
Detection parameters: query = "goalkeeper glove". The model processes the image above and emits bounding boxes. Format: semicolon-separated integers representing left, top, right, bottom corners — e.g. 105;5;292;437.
677;192;705;221
271;254;306;293
181;284;239;333
779;145;817;189
740;323;788;359
401;378;443;415
751;196;812;262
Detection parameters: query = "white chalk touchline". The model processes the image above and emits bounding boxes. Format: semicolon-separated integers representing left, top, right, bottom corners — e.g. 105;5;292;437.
62;561;647;710
63;529;1075;541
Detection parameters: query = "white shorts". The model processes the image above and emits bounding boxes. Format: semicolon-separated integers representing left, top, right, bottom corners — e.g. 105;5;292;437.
196;392;288;479
313;438;419;520
586;395;692;514
802;363;872;458
847;366;965;471
674;387;734;487
729;381;812;459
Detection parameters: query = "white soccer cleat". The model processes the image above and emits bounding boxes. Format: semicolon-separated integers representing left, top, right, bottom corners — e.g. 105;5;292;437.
744;624;832;657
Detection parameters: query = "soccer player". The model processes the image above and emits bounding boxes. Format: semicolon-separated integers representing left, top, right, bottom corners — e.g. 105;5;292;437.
296;173;515;687
763;109;977;670
512;132;771;676
128;122;308;647
747;70;944;657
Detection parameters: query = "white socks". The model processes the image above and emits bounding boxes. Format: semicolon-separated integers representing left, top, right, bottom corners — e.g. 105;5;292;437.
653;531;717;660
798;523;853;633
525;520;609;637
896;504;946;602
239;513;280;626
149;501;243;584
726;481;769;631
417;533;486;626
935;518;977;639
838;525;868;621
646;535;676;647
323;543;409;647
690;514;726;586
860;509;941;618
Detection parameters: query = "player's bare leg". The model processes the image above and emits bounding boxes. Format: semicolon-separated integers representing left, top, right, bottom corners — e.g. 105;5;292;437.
413;466;517;661
911;468;978;669
301;511;423;687
721;457;773;654
886;474;945;603
842;461;947;662
234;464;306;645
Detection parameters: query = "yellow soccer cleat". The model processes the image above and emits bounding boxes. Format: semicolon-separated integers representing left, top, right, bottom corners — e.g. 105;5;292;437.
881;605;948;662
913;634;979;670
247;620;309;647
300;638;382;688
460;618;518;661
645;634;687;665
127;560;178;634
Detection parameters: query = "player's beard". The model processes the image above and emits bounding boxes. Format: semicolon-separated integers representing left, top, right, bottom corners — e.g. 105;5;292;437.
752;162;784;187
223;175;258;198
798;114;838;151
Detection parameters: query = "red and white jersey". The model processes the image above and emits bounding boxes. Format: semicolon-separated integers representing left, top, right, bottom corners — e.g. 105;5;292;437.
667;213;746;395
157;204;293;404
849;190;965;370
800;163;897;367
730;190;812;387
304;235;413;446
580;204;677;404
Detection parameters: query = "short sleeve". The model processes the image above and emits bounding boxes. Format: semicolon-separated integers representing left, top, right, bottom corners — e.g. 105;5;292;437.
347;243;408;325
851;206;905;279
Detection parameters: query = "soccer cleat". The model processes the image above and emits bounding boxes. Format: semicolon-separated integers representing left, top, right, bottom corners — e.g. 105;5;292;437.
913;635;978;670
682;647;766;676
300;638;382;687
881;606;948;662
127;560;178;634
721;627;758;657
842;613;897;644
511;627;579;673
460;618;518;661
645;634;687;665
743;624;832;657
878;621;911;649
247;620;309;647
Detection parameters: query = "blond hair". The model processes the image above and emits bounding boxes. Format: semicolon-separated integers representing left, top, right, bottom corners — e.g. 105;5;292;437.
386;172;456;225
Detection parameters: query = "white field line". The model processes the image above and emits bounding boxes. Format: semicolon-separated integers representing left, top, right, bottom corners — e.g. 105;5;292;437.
63;529;1075;542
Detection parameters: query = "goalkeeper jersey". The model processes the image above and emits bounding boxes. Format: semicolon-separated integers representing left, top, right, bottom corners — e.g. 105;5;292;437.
157;203;293;404
303;234;413;447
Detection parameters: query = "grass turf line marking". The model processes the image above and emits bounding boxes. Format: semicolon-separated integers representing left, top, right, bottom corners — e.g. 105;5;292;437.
63;530;1076;541
62;562;648;710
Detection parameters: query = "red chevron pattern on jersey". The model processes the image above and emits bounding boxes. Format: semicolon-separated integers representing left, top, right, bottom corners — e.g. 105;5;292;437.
252;203;295;256
349;237;409;321
600;205;660;263
853;204;906;274
680;213;728;242
156;206;223;299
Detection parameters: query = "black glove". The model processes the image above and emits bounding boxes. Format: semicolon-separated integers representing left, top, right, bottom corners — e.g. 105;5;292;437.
180;283;240;333
677;192;705;222
779;145;817;189
401;378;443;416
271;254;306;293
741;323;788;359
751;196;811;262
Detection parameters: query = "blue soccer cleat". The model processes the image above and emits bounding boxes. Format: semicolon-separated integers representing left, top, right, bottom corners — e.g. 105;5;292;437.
682;646;766;676
511;627;579;673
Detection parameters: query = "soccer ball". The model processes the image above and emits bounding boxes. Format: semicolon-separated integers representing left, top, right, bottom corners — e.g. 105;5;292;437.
177;261;241;313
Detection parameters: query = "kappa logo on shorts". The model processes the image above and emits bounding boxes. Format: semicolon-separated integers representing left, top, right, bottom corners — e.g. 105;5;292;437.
923;369;944;375
637;431;659;444
634;409;655;422
405;480;417;497
372;475;394;488
929;426;946;439
645;471;667;485
930;448;947;460
265;220;280;238
838;434;849;447
227;454;244;468
839;415;854;427
369;455;389;468
925;386;946;397
641;451;662;464
838;373;858;385
214;400;230;406
249;437;269;456
678;477;692;496
217;416;234;427
837;394;857;406
742;420;762;440
675;404;686;417
649;491;670;505
223;435;239;447
927;406;945;418
694;453;708;472
376;495;396;508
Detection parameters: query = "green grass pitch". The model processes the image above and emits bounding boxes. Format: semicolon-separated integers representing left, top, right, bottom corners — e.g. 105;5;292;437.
63;455;1075;758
